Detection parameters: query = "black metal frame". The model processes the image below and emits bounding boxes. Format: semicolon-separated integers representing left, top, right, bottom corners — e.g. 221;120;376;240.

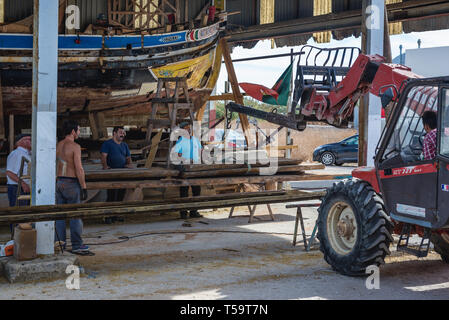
292;45;360;115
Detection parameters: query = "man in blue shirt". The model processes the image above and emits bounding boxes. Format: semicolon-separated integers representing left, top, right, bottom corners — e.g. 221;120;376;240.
174;122;203;219
100;126;132;223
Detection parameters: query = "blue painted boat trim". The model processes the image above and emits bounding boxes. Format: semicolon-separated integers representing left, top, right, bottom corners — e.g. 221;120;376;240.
0;23;220;51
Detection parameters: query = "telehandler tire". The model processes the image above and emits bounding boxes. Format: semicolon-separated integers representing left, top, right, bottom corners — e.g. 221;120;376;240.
430;233;449;263
317;179;394;276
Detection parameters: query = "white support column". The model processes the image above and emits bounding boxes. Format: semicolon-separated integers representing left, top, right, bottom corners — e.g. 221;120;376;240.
31;0;59;255
365;0;384;167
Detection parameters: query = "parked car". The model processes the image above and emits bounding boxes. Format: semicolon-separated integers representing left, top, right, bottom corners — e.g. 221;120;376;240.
213;129;247;149
313;135;358;166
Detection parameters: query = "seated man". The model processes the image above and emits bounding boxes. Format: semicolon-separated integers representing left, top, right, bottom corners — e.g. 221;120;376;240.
422;111;438;160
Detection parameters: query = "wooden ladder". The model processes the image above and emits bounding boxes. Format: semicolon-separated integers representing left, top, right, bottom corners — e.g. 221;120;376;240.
145;77;195;168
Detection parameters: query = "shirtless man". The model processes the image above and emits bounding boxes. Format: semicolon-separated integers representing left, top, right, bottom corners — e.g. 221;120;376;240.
55;120;89;253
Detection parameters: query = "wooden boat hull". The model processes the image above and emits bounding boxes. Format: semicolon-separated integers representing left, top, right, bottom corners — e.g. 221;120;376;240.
0;22;222;119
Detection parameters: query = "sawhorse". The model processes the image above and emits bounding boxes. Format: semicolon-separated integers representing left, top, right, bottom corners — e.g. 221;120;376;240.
286;202;321;251
228;204;275;223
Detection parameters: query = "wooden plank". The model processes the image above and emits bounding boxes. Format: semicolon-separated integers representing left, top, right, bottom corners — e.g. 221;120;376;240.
85;167;179;181
145;129;163;168
0;190;325;223
179;159;305;171
220;37;252;145
84;173;335;189
88;112;99;140
0;76;4;140
97;112;108;139
194;3;210;20
208;93;239;101
180;164;323;178
8;114;13;152
0;190;288;214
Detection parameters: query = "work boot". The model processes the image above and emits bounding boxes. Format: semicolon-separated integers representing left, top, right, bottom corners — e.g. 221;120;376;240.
189;211;203;218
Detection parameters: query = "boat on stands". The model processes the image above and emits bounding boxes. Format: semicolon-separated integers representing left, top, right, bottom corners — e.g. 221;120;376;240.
0;14;225;134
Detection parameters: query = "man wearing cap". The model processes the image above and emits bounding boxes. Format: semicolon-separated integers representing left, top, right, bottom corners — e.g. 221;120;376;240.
6;134;32;207
174;121;203;219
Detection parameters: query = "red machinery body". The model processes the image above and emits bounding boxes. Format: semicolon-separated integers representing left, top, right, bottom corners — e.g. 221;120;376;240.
300;54;422;126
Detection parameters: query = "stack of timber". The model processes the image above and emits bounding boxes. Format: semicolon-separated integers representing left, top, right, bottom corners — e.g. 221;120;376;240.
0;189;326;225
0;160;326;199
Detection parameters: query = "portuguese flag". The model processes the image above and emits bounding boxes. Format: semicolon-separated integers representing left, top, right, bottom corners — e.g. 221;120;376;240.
239;62;293;106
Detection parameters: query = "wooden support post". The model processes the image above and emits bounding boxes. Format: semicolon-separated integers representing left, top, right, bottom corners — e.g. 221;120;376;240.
88;112;100;140
220;37;252;146
145;128;163;168
0;76;5;141
9;114;14;152
383;2;392;63
0;0;4;24
184;0;188;23
96;112;108;139
359;0;369;167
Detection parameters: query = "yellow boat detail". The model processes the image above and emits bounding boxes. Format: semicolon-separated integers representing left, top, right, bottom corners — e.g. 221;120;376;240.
150;47;216;89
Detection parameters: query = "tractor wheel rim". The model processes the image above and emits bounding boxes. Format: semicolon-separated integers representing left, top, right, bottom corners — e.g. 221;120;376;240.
327;201;358;255
322;153;334;165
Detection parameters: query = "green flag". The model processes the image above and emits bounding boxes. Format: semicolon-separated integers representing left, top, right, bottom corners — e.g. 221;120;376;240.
262;62;293;106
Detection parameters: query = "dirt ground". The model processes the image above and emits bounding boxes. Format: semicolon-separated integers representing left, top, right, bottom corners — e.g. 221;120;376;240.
1;200;448;300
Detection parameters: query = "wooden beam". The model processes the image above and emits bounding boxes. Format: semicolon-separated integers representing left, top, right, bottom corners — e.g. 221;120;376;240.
194;3;210;20
0;76;4;141
383;2;393;63
220;37;252;146
144;128;163;168
228;0;449;43
8;114;13;152
0;190;325;224
88;112;100;140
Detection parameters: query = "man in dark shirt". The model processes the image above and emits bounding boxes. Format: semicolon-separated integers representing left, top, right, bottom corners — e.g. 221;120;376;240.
100;126;132;223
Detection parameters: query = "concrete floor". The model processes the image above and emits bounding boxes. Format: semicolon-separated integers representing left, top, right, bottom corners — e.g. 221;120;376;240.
0;200;448;300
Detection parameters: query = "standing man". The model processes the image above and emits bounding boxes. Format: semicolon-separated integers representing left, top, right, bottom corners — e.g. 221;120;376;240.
6;134;32;207
55;120;89;254
100;126;132;223
6;134;32;236
422;111;438;160
174;122;203;219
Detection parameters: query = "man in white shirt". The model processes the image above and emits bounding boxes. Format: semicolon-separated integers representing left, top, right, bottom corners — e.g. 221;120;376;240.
6;134;32;207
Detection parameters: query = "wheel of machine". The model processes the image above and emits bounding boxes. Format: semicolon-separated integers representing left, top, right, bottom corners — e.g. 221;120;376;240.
317;179;394;276
320;152;336;166
430;232;449;263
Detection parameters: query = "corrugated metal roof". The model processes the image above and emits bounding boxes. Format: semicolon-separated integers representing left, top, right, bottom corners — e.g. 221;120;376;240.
227;0;257;28
3;0;449;46
4;0;33;23
76;0;108;31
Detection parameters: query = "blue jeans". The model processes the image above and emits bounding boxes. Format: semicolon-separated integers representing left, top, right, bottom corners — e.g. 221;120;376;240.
55;178;84;250
8;184;30;234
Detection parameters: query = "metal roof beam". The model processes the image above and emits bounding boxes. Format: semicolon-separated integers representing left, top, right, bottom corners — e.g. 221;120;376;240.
227;0;449;43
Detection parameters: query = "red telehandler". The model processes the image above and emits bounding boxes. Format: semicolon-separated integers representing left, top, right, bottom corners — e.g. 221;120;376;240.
227;45;449;276
298;46;449;276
